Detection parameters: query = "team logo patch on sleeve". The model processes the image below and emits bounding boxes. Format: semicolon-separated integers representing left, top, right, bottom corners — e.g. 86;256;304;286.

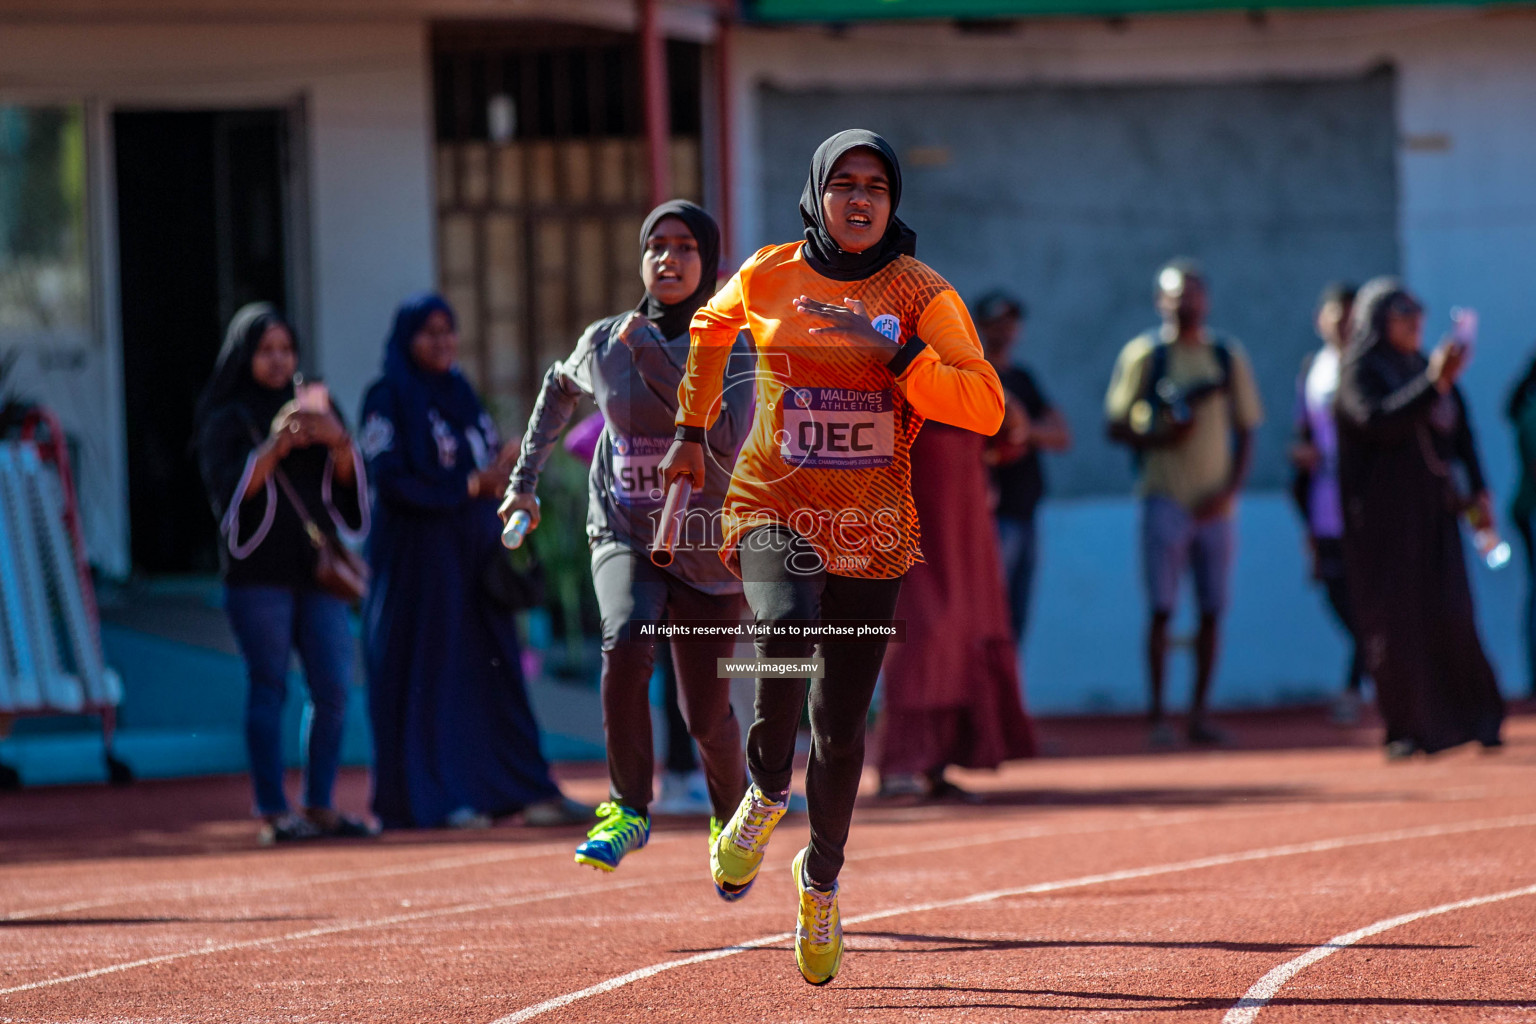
870;314;902;345
428;410;459;468
359;413;394;459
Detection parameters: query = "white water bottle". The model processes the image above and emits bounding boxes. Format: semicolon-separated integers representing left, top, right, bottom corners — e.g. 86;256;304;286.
501;510;533;550
1466;502;1510;570
1474;527;1511;571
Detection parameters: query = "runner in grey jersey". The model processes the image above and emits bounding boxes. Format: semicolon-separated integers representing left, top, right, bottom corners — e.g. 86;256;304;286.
509;310;753;594
501;200;755;875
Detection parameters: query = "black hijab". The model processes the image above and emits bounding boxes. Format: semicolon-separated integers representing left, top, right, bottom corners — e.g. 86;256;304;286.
637;200;721;340
1344;276;1417;367
798;129;917;282
194;302;295;439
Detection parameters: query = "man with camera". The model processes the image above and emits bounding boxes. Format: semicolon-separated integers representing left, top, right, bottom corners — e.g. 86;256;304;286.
1105;260;1264;748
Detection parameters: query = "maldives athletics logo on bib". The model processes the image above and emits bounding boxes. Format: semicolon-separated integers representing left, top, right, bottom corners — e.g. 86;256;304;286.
870;313;902;345
779;388;896;470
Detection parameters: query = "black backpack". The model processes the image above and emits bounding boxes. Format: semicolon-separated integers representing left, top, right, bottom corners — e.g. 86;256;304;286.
1127;336;1234;469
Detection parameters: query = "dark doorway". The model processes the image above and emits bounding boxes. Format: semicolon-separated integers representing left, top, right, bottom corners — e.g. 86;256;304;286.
114;109;291;573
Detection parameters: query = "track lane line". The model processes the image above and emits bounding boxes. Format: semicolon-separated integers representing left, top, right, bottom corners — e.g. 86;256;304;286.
0;871;696;996
488;813;1536;1024
1222;882;1536;1024
8;749;1508;922
9;808;1533;1001
0;803;1282;923
0;808;1263;993
2;841;577;921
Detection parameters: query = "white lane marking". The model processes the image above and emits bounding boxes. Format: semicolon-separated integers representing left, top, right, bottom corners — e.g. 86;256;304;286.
848;807;1230;862
1222;882;1536;1024
8;743;1509;923
0;809;1240;994
0;872;693;996
489;813;1536;1024
0;804;1265;923
2;842;575;921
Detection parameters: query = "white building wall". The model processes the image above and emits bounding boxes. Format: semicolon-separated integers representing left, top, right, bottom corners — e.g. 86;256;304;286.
0;21;436;576
729;10;1536;713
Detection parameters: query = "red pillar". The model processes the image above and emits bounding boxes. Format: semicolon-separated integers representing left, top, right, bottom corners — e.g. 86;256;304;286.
639;0;672;206
714;10;736;267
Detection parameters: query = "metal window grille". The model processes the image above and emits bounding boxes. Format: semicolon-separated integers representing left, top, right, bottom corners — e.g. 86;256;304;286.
433;26;706;424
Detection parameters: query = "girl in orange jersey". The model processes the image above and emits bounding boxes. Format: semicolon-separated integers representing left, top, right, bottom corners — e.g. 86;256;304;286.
659;129;1005;985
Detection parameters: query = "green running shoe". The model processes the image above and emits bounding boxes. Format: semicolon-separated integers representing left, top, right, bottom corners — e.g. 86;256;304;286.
573;802;649;872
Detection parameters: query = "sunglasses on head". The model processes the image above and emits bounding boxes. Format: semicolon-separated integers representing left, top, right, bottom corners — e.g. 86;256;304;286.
1385;295;1424;317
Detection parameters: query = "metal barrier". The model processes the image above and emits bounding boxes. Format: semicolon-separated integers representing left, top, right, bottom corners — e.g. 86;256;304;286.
0;425;128;786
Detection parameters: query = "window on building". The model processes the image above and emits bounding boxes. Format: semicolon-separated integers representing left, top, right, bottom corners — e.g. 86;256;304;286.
431;24;706;423
0;105;91;345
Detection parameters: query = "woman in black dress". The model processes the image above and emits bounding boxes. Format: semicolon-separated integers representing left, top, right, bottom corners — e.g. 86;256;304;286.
1335;277;1504;757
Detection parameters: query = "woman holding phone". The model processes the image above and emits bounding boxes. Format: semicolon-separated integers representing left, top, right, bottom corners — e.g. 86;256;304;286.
194;303;374;845
660;130;1004;985
1336;278;1504;758
501;200;753;871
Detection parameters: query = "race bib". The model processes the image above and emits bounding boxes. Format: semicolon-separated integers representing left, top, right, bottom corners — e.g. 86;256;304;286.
610;435;671;505
779;388;895;470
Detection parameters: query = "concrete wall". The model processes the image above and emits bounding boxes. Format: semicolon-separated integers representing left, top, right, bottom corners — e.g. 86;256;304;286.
756;74;1400;496
728;10;1536;712
0;21;436;575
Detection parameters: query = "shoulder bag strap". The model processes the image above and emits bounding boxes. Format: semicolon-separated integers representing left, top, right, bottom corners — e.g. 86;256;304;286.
271;463;328;550
245;421;327;550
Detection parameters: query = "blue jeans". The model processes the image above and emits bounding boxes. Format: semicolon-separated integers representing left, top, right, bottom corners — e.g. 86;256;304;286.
996;513;1037;644
225;585;354;816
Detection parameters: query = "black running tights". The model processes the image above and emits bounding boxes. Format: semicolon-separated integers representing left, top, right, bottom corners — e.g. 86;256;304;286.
738;526;902;886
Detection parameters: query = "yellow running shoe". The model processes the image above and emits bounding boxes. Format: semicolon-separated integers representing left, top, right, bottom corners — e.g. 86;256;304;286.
710;784;787;901
791;846;842;985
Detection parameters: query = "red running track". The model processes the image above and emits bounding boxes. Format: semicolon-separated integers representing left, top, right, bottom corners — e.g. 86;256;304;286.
2;711;1535;1023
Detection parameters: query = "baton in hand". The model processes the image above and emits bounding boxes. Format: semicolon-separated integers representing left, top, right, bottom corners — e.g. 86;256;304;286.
650;476;694;567
501;510;533;550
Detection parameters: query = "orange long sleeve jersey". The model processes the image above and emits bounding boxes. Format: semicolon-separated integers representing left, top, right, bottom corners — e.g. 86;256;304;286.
677;241;1005;579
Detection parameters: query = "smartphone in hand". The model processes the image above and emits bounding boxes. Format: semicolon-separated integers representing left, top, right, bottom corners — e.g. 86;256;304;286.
1451;307;1478;357
296;379;330;414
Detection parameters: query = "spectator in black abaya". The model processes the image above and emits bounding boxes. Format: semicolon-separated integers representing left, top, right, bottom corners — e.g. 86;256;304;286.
1506;353;1536;698
1335;278;1504;758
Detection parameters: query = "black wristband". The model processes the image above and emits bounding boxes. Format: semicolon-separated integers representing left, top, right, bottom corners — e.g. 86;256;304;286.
675;424;706;444
886;336;928;378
